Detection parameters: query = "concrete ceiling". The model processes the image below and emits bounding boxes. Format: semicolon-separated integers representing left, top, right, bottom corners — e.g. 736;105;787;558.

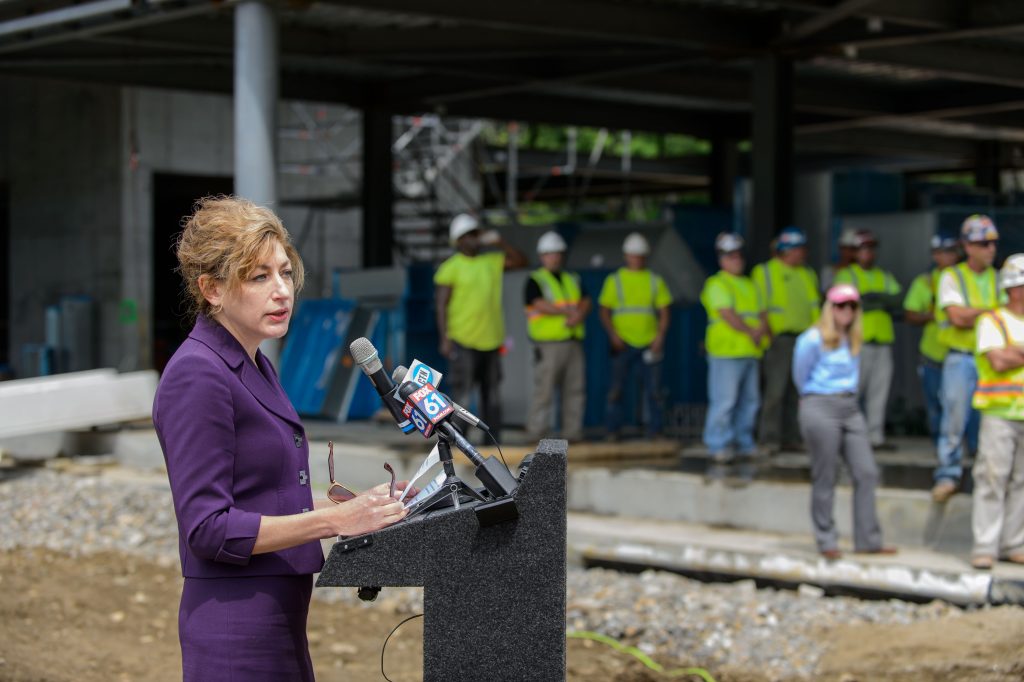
2;0;1024;173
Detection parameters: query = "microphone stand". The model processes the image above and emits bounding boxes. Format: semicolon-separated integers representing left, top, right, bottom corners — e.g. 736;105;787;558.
405;432;488;518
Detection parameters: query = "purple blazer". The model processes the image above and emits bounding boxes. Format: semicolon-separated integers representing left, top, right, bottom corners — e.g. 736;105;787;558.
153;315;325;578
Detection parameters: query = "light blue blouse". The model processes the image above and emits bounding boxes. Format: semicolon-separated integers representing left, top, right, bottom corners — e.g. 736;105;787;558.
792;327;859;395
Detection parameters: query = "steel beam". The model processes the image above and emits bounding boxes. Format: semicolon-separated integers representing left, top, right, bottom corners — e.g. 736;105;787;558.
320;0;763;51
0;0;132;39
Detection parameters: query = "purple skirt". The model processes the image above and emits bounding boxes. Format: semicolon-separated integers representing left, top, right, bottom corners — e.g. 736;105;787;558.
179;574;315;682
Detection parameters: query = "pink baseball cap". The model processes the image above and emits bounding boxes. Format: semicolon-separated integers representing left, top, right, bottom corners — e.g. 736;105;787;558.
826;283;860;304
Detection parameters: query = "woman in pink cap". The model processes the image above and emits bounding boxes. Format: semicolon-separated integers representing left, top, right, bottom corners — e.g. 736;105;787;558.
792;284;896;559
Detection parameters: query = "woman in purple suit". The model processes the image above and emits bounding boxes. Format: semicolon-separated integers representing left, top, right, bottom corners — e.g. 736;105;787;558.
153;196;409;681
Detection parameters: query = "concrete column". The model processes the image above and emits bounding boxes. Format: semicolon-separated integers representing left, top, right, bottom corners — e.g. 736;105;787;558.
710;135;738;210
362;105;394;267
751;55;794;262
235;0;280;364
234;0;278;207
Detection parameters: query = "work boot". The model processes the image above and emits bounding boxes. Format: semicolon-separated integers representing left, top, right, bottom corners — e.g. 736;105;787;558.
931;480;958;503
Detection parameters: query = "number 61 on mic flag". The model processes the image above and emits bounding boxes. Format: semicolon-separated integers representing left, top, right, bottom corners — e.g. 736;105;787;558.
401;383;454;437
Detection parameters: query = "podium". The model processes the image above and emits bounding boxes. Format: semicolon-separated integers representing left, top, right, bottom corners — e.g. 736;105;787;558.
316;439;568;681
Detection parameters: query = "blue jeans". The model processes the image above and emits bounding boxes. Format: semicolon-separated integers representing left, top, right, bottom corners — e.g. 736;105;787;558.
606;346;663;436
703;357;760;455
936;351;981;484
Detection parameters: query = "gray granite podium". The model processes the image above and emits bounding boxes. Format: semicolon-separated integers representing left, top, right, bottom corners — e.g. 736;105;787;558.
316;438;567;681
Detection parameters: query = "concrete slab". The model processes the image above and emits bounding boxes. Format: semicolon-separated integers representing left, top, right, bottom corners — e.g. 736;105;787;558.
569;513;1024;606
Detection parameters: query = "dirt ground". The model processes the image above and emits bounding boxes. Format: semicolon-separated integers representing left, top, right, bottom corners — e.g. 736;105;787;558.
1;549;1023;682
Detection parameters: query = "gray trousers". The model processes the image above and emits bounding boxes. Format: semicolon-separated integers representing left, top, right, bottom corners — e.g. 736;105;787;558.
972;415;1024;558
526;340;586;442
759;334;800;447
447;341;502;440
798;393;884;552
857;343;894;447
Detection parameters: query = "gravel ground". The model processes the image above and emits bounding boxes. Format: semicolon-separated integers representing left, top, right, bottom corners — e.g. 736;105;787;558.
0;466;990;680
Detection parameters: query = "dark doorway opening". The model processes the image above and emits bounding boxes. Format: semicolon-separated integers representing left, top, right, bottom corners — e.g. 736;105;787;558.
152;173;233;372
0;183;8;372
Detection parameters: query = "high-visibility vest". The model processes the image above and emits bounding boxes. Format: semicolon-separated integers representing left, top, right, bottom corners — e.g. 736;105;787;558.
525;268;585;342
936;262;998;353
601;267;670;348
911;270;948;363
838;264;899;344
752;258;819;335
700;271;764;358
973;309;1024;418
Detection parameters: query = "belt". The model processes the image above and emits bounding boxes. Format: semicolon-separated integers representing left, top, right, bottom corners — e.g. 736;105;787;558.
804;391;856;398
947;349;973;356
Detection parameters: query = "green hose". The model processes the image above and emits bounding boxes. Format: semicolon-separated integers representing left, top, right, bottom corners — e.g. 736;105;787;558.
567;630;718;681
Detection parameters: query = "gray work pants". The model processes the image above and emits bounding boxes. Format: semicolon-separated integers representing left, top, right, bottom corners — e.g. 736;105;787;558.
447;341;502;441
972;415;1024;558
799;393;884;553
858;343;894;447
759;334;800;448
526;340;586;442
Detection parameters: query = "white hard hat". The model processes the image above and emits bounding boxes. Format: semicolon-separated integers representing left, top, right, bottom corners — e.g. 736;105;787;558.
838;227;859;248
449;213;480;245
1000;253;1024;290
537;231;567;254
622;232;650;256
715;232;744;254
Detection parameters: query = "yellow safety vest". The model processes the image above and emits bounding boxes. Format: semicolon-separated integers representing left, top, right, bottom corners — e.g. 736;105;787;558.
838;264;898;344
936;262;998;353
973;309;1024;419
753;258;820;335
701;271;764;359
525;268;585;342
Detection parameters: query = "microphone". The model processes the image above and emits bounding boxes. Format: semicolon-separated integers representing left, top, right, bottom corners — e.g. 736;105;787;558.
398;380;518;497
349;337;414;433
391;365;491;433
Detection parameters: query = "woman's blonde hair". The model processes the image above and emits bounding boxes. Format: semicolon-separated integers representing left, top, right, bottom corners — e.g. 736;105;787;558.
816;300;863;355
176;195;305;321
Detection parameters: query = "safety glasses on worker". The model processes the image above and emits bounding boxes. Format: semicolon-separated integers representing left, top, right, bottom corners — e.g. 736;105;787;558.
327;441;398;503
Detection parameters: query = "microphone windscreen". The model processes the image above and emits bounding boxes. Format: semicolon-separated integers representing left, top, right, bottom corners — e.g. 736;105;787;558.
349;337;381;373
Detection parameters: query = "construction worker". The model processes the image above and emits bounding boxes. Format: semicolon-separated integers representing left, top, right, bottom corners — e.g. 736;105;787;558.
932;214;1002;503
524;231;591;443
904;233;960;444
752;226;820;454
700;232;768;461
834;228;902;450
968;253;1024;569
820;226;859;292
435;213;528;441
598;232;673;440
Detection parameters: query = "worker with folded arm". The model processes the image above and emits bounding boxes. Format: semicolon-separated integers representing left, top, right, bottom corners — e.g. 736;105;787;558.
968;253;1024;570
904;233;959;445
524;231;591;443
752;226;820;455
834;228;903;450
932;214;1002;503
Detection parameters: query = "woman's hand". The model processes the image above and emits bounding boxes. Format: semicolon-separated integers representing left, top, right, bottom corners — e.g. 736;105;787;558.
325;487;407;537
393;480;419;499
